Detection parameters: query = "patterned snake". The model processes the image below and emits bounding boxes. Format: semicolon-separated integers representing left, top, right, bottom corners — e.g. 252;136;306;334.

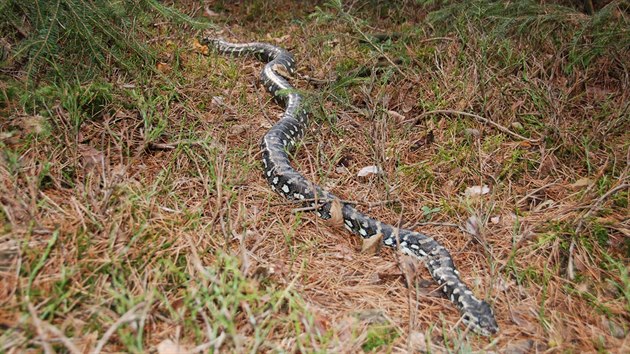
201;38;499;336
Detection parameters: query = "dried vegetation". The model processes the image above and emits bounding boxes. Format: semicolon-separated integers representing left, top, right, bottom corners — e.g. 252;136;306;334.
1;0;629;352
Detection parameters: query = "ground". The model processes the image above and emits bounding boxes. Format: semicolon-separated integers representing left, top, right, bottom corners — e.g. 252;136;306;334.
0;0;628;353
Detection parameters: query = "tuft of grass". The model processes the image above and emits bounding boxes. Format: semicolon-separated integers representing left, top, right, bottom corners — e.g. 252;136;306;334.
362;325;399;352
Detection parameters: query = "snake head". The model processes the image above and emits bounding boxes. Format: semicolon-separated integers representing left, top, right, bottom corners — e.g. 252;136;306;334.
199;37;219;46
462;299;499;336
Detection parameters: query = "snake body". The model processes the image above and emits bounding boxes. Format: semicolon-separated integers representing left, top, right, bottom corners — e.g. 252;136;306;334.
202;38;498;336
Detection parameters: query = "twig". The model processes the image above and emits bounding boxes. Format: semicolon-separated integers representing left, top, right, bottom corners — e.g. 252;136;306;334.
92;302;146;354
39;322;82;354
27;302;55;354
516;182;558;206
148;140;206;150
418;37;456;44
578;183;629;226
406;109;539;143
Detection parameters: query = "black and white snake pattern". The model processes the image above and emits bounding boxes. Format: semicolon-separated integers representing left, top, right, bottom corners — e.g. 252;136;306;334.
201;38;499;336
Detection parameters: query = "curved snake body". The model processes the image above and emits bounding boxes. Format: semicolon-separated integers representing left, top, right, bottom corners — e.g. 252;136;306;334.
202;38;499;336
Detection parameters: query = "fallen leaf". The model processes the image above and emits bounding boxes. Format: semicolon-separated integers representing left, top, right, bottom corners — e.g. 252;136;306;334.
361;233;383;255
79;144;104;170
267;34;290;43
354;309;388;324
325;198;344;229
211;96;226;108
408;331;427;352
193;38;209;55
204;6;219;17
335;166;349;174
157;339;190;354
386;110;405;121
570;177;592;189
465;215;482;237
464;128;481;138
533;199;555;212
357;165;381;177
229;124;249;135
464;185;490;197
399;255;420;287
156;62;171;73
20;115;47;134
504;339;534;354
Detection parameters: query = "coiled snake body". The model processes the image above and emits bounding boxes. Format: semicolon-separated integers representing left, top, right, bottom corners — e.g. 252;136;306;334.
202;38;499;336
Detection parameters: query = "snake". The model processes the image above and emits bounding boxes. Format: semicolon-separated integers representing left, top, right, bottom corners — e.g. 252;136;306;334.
201;37;499;336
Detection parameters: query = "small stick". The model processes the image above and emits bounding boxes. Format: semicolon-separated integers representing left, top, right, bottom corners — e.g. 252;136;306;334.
92;302;146;354
406;109;539;143
27;303;55;354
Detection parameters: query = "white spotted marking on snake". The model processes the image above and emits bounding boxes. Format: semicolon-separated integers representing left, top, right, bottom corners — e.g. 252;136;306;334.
207;38;498;337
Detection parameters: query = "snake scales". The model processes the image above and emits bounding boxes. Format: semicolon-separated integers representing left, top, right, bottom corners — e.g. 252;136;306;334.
201;38;499;336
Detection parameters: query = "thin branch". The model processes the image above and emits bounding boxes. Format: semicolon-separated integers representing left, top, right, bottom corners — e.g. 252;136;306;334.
92;302;146;354
27;303;55;354
406;109;539;143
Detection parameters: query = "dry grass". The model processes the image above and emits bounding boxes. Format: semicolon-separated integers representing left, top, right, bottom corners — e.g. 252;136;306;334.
1;0;629;352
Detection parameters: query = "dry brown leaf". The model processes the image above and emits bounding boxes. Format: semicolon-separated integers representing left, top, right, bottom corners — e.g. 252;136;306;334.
504;339;534;354
157;62;171;73
386;110;405;121
325;198;344;229
399;254;420;286
354;309;387;324
78;144;104;170
192;38;209;55
570;177;592;189
360;232;383;255
267;34;291;43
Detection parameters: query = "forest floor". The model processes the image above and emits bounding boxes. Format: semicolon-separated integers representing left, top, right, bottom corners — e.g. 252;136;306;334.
1;0;629;353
